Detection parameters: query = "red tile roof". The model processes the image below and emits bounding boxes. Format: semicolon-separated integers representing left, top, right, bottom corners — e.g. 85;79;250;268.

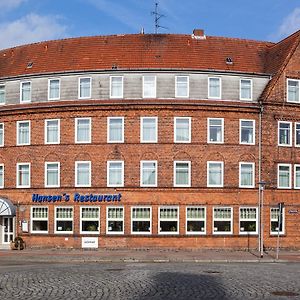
0;34;275;78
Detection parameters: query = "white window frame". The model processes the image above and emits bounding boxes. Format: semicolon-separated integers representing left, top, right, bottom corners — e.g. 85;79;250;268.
213;207;233;235
174;117;191;143
0;84;5;105
131;206;152;235
0;122;4;147
140;117;158;143
207;118;224;144
48;78;61;101
106;206;124;235
239;119;255;145
294;164;300;189
175;76;189;98
239;162;255;188
270;207;285;235
295;122;300;147
54;206;73;234
31;206;49;234
208;77;222;99
142;75;156;98
207;161;224;187
158;206;179;235
107;117;124;143
173;161;191;187
0;163;4;189
44;119;60;145
78;77;92;99
107;160;124;187
239;207;258;235
17;120;30;146
75;161;91;187
239;78;253;101
16;162;31;188
140;160;157;187
278;121;292;147
277;163;292;189
75;117;91;144
20;81;31;103
186;206;206;235
44;162;60;188
80;206;100;234
110;76;124;99
287;78;300;103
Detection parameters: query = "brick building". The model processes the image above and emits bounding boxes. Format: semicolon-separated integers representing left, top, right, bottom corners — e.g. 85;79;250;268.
0;29;299;249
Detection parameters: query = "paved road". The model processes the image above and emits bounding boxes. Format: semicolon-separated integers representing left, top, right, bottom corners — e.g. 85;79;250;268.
0;262;299;300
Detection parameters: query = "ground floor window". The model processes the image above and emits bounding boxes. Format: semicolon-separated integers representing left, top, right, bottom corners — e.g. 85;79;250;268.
131;207;151;234
80;207;100;234
213;207;232;234
270;207;285;235
186;207;206;234
239;207;258;234
107;207;124;234
159;207;179;234
55;207;73;233
31;207;48;233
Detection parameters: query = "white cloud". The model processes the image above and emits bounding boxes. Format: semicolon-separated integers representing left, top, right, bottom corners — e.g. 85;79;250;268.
0;0;26;12
0;13;68;50
271;7;300;41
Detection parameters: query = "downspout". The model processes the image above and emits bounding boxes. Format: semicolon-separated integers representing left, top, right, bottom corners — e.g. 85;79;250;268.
258;99;263;253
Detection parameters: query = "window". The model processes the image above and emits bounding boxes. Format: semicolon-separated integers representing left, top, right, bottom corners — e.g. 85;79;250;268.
240;79;252;100
278;164;291;189
143;76;156;98
20;81;31;103
207;118;224;143
0;123;4;146
17;121;30;145
159;207;179;234
45;162;60;188
186;207;206;234
106;207;124;234
45;119;60;144
174;161;191;187
75;161;91;187
207;161;223;187
208;77;221;99
239;162;255;188
31;207;48;233
0;164;4;188
278;121;292;146
141;117;157;143
17;163;30;188
270;207;285;235
48;79;60;100
140;161;157;187
75;118;91;143
174;117;191;143
295;123;300;147
287;79;300;103
80;207;100;234
240;120;255;144
107;161;124;187
294;165;300;189
55;207;73;233
79;77;91;99
107;117;124;143
131;207;151;234
0;84;5;104
175;76;189;98
110;76;123;98
239;207;258;234
213;207;232;234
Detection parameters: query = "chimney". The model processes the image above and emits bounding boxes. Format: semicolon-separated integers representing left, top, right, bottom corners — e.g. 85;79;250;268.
192;29;206;40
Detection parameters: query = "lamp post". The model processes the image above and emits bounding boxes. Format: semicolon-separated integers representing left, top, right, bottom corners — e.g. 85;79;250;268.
258;181;266;258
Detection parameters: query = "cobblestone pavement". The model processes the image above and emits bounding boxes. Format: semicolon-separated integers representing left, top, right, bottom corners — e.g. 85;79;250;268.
0;262;299;300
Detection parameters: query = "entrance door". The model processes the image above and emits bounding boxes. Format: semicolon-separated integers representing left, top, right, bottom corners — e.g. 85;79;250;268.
2;217;14;244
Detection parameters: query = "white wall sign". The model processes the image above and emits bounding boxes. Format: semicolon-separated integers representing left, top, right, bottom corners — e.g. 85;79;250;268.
82;237;98;248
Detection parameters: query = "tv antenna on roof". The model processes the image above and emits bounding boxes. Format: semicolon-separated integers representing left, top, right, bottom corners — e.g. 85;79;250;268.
151;1;167;34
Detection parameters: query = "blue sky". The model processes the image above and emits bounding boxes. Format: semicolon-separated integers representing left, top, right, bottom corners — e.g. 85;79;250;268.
0;0;300;49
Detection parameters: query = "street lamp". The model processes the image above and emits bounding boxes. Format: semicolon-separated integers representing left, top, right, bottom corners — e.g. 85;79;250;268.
258;181;266;258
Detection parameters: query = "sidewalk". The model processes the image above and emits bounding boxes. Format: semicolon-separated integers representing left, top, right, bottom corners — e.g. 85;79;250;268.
1;248;300;264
